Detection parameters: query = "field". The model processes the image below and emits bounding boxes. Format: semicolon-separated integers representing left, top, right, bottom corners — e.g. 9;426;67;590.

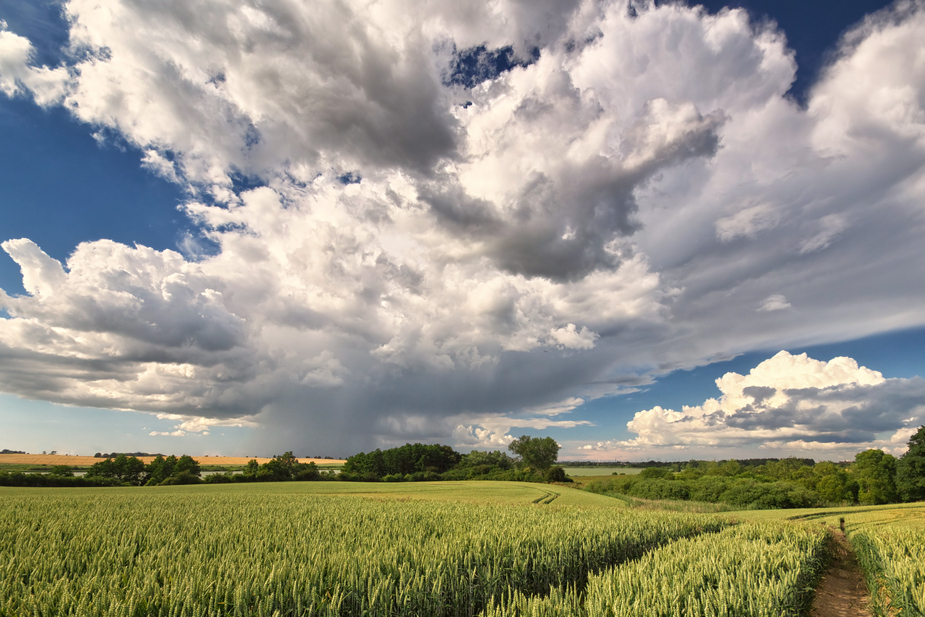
560;467;645;476
723;500;925;528
726;502;925;616
2;481;923;616
560;467;645;488
1;482;716;616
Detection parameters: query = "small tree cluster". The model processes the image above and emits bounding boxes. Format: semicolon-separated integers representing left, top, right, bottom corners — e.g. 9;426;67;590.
205;452;323;484
341;439;568;483
341;444;462;481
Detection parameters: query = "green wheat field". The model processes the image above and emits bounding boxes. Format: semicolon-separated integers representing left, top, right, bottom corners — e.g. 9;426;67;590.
2;481;923;616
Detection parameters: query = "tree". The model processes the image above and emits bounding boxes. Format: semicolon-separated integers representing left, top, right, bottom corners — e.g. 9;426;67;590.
144;454;201;485
460;450;515;470
342;444;462;481
897;425;925;502
175;455;201;477
812;463;858;504
508;435;560;471
853;449;898;505
145;455;177;485
293;460;320;481
87;455;145;485
243;459;260;477
48;465;74;478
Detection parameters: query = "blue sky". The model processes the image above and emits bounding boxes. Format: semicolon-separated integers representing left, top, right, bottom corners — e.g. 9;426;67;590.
1;0;924;461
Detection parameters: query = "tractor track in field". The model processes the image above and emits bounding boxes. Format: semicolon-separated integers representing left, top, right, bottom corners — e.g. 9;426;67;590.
531;490;560;504
810;531;872;617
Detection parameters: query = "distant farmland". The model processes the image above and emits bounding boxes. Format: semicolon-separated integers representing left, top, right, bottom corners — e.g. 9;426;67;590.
561;466;645;476
0;453;346;467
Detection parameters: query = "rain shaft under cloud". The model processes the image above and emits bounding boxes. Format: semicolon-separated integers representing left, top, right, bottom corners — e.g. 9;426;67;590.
1;0;925;456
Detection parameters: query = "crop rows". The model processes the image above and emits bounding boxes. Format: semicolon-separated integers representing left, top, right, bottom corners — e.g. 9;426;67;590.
851;527;925;616
481;522;830;617
0;489;724;617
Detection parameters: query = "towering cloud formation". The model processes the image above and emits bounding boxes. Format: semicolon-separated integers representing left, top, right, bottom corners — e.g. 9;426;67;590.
1;1;924;455
583;352;924;460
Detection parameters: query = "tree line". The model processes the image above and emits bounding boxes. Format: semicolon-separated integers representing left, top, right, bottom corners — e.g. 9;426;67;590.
587;425;925;509
340;436;567;483
0;452;331;487
0;436;564;487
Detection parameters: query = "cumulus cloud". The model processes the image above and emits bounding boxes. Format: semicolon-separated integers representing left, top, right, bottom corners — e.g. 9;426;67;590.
581;351;924;459
1;0;925;454
0;27;68;105
549;324;598;350
452;409;592;449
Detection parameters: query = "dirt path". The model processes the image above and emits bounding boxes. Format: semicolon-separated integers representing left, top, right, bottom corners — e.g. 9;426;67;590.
810;531;873;617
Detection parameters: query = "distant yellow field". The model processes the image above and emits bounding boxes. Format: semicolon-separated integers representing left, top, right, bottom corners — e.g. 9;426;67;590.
0;454;345;466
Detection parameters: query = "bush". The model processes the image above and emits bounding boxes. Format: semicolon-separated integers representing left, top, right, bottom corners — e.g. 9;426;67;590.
544;466;570;483
159;470;203;486
203;473;234;484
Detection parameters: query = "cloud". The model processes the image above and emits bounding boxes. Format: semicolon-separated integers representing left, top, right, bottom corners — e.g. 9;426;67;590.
757;294;791;312
581;351;924;459
799;214;849;254
147;413;255;437
1;0;925;455
149;430;187;437
524;397;586;417
140;150;180;183
452;409;592;449
549;324;598;350
0;28;68;105
715;202;781;241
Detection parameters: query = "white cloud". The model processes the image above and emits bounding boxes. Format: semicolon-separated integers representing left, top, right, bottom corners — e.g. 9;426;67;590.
149;430;187;437
549;324;598;350
757;294;791;312
452;412;592;450
799;214;849;254
154;413;258;433
524;397;585;417
140;150;179;183
0;29;69;105
452;425;515;449
1;0;925;454
580;351;924;459
715;202;782;241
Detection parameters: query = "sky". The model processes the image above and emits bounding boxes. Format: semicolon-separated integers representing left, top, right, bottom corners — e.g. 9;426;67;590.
1;0;924;462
